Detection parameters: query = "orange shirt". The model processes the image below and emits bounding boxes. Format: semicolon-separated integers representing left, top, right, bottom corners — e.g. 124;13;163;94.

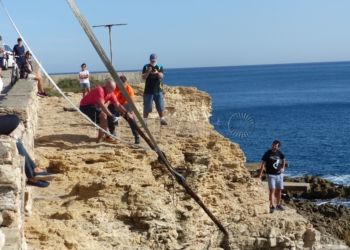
113;84;134;104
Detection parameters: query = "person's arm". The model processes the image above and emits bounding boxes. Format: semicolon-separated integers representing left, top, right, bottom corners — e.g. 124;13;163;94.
113;102;133;120
257;162;266;179
97;101;113;117
157;66;164;79
78;72;85;79
142;66;152;80
279;158;286;173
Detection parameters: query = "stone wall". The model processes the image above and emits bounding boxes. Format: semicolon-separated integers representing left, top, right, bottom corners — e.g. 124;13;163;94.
42;71;143;89
0;62;40;250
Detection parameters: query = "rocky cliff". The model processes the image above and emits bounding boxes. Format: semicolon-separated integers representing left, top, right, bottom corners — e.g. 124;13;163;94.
25;84;348;250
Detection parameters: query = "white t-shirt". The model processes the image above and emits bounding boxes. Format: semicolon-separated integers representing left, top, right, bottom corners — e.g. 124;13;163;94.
0;42;4;57
79;70;90;84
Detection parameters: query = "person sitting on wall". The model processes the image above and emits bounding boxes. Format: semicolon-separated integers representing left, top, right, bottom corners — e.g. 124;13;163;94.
79;78;134;144
0;114;56;188
19;51;48;98
108;76;141;144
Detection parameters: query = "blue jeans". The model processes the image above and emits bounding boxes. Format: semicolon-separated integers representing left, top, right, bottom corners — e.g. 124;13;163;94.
16;138;36;179
143;92;165;114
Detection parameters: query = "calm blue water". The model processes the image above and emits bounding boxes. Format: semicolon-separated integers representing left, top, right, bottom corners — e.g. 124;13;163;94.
163;62;350;187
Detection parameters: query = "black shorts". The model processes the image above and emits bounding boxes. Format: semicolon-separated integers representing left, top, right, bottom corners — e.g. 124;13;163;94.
79;105;102;124
0;57;3;67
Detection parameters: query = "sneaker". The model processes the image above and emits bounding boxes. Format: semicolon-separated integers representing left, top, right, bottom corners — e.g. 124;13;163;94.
276;205;285;211
135;136;141;144
37;92;46;98
270;206;275;213
160;119;167;125
27;180;50;188
42;92;49;97
33;172;56;181
103;136;119;144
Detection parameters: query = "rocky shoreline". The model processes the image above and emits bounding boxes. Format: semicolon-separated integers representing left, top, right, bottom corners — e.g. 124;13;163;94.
250;168;350;246
24;83;349;249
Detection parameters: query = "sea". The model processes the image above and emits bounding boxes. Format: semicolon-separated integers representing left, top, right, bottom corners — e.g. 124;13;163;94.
162;62;350;207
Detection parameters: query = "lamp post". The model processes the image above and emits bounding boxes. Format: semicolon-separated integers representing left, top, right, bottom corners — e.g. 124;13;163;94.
92;23;127;66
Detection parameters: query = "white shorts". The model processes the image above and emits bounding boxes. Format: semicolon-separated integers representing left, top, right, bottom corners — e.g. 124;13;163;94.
267;174;284;190
28;74;36;80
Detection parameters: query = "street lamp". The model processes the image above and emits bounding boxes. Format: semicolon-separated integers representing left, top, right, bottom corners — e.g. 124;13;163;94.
92;23;127;66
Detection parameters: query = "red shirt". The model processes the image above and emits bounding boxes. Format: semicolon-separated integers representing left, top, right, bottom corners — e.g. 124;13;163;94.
80;86;118;106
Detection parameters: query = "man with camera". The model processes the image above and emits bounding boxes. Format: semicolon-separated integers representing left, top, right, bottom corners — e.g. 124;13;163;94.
142;53;167;125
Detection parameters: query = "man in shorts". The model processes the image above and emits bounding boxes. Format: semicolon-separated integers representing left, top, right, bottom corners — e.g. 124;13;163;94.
257;140;286;213
142;53;167;125
19;51;48;97
79;79;134;144
79;63;90;97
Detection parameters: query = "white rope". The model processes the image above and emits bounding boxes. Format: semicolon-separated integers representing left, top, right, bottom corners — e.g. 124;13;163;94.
0;0;150;150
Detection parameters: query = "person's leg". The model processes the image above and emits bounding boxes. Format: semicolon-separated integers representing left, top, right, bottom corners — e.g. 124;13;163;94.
154;92;166;125
267;174;277;210
275;189;282;206
79;105;105;142
0;114;20;135
143;93;153;122
34;75;44;93
16;138;35;179
275;174;284;210
107;104;118;135
82;88;86;97
98;112;108;143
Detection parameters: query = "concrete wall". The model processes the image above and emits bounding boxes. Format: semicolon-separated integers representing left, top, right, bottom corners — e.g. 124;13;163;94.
0;62;40;250
42;71;143;89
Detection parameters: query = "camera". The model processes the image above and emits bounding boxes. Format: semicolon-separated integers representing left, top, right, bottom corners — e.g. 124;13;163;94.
152;66;157;72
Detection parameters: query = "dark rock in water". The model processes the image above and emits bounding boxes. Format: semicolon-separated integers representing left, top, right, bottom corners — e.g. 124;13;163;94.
285;198;350;246
284;175;350;199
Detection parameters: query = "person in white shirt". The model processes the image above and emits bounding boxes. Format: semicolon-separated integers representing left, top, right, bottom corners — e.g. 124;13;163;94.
79;63;90;97
0;36;5;78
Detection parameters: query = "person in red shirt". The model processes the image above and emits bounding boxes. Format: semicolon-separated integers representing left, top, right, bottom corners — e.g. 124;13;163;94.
79;79;133;144
107;76;141;144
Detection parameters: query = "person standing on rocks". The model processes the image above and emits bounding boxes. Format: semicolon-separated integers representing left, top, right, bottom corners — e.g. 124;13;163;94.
79;63;90;97
79;79;133;144
257;140;286;213
142;53;167;125
108;76;141;144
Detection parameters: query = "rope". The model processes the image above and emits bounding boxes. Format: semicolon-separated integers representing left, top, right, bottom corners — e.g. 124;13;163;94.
0;0;149;151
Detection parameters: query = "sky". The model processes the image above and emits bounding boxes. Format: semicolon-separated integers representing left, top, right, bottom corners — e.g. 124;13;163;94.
1;1;350;73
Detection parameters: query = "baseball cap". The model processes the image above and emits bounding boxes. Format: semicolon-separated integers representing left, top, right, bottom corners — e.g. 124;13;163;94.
150;54;157;61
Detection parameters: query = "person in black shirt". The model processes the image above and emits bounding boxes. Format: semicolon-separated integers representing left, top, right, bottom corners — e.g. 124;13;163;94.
141;53;167;125
257;140;286;213
12;38;25;67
